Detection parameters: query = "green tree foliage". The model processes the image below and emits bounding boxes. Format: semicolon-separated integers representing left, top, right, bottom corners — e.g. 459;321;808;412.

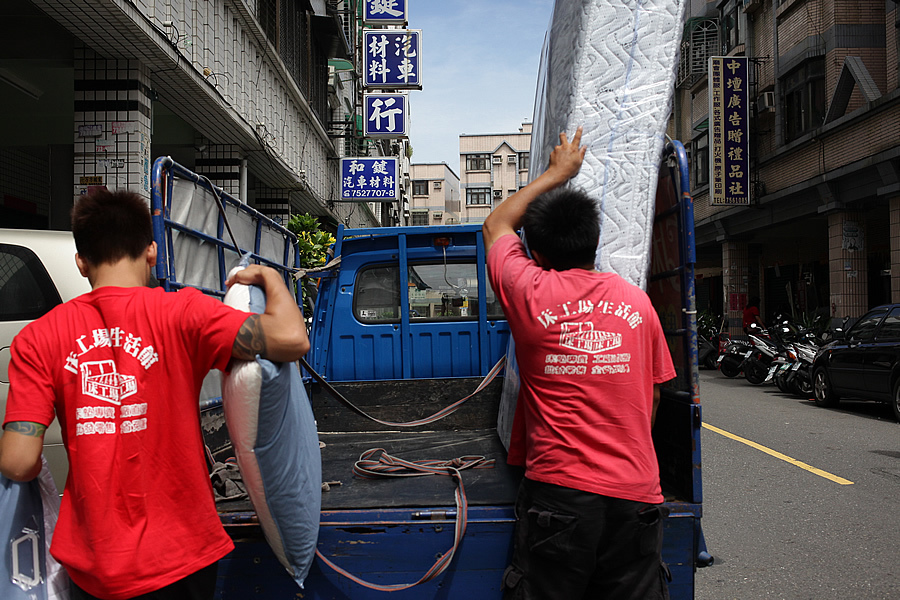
287;213;336;318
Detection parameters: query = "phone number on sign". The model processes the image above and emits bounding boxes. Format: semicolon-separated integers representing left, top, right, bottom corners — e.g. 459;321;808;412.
343;189;396;198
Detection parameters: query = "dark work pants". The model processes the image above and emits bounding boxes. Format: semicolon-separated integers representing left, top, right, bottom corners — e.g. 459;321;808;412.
70;562;218;600
502;478;671;600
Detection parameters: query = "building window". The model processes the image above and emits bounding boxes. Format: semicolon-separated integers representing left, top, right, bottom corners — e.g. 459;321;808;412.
410;211;429;226
693;133;709;188
412;180;428;196
518;152;530;171
722;3;743;54
783;59;825;143
466;154;490;171
466;187;491;205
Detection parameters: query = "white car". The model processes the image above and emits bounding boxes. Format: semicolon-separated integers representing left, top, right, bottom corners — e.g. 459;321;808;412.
0;229;91;487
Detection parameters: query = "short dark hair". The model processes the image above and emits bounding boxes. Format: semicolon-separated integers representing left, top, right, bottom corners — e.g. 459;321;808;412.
523;187;599;270
71;189;153;266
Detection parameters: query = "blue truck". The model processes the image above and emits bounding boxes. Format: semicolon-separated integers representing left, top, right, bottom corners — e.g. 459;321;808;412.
150;140;702;599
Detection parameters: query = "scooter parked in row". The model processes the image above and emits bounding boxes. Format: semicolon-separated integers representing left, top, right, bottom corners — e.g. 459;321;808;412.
698;313;729;369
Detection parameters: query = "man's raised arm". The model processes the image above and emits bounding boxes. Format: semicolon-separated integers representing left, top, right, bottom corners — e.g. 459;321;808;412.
482;127;586;253
226;265;310;363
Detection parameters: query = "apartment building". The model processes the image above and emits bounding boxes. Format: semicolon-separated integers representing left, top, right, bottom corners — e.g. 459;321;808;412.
458;123;531;224
409;163;461;225
0;0;394;234
674;0;900;332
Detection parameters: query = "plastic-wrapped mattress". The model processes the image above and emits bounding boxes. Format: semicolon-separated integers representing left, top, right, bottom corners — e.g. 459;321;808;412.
529;0;686;289
499;0;686;448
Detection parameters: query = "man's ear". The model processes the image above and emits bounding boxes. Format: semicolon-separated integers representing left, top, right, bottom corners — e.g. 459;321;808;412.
75;253;89;278
146;241;158;268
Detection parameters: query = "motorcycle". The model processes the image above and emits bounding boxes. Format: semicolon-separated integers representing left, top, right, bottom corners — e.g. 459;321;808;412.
717;337;753;378
698;313;728;369
768;340;818;396
743;332;781;385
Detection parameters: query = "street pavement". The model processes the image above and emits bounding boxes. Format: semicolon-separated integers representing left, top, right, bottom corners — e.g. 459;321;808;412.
694;369;899;600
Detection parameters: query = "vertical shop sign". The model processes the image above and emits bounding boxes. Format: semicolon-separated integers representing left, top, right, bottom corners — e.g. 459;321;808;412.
709;56;750;205
363;30;422;89
363;0;408;26
339;157;399;201
363;93;409;137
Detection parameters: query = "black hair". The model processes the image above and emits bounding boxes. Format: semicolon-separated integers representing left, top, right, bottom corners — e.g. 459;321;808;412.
522;187;599;270
71;188;153;266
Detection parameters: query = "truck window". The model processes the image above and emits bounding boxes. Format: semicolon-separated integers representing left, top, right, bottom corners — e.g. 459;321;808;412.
355;262;504;323
0;244;63;321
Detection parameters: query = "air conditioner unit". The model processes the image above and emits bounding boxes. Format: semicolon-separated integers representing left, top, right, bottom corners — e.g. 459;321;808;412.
757;91;775;113
492;156;502;164
433;211;443;219
433;181;442;190
507;155;517;163
493;189;503;199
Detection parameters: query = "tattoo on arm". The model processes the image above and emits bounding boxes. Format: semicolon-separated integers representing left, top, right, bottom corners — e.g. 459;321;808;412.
4;422;47;438
233;314;268;360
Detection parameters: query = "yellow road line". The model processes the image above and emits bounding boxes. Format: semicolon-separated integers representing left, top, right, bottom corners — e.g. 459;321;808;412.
702;423;854;485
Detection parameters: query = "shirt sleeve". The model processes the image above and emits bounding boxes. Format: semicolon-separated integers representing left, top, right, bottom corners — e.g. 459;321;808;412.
178;288;254;373
650;308;677;385
487;234;536;310
4;329;57;428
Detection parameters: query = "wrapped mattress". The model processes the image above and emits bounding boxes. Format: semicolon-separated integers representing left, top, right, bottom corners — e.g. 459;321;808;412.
499;0;686;448
530;0;686;289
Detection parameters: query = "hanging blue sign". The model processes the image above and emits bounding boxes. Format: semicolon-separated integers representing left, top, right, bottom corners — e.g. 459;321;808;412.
363;93;409;138
708;56;750;205
339;157;399;201
363;29;422;89
363;0;408;26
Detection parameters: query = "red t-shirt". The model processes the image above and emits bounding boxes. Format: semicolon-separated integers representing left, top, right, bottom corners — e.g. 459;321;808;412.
743;305;760;329
4;286;249;599
488;235;676;504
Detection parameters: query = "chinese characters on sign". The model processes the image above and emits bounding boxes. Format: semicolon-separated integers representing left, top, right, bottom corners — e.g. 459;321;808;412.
364;94;409;138
363;29;422;89
363;0;408;26
340;157;399;201
709;56;750;205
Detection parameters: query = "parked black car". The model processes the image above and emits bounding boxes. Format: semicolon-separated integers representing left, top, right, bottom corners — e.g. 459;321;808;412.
812;304;900;422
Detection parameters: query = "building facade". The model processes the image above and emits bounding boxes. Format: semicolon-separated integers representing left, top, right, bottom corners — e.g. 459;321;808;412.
409;163;461;226
0;0;413;235
674;0;900;333
458;123;531;224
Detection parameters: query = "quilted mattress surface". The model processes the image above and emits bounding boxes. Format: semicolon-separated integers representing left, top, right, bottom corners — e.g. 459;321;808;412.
529;0;686;289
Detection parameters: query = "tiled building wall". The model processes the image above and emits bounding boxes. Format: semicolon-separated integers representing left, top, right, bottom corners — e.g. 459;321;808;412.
828;211;869;318
195;142;242;198
131;0;336;205
253;188;291;227
891;196;900;303
722;241;749;335
887;5;899;91
761;102;900;192
0;148;50;217
753;7;775;90
73;49;152;200
776;0;825;52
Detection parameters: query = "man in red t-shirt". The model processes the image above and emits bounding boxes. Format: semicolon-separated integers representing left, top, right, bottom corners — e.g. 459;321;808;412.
0;189;309;600
483;128;676;600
